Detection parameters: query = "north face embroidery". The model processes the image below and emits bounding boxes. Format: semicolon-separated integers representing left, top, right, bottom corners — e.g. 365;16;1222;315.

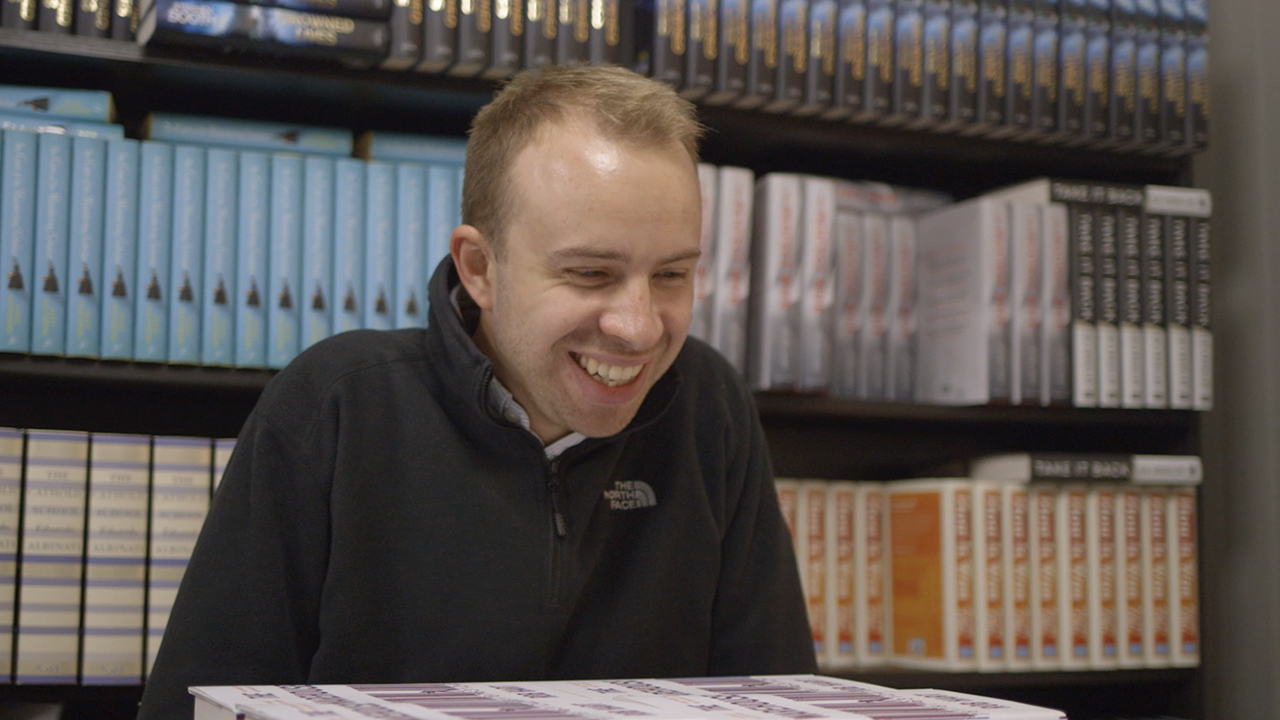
604;481;657;510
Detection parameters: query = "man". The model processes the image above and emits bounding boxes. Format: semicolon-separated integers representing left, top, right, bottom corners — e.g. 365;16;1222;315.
137;65;815;720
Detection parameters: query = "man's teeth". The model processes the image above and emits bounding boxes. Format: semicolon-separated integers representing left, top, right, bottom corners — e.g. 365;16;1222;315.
576;355;643;387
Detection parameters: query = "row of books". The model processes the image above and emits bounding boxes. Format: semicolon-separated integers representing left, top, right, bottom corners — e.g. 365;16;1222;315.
0;125;466;368
747;174;1213;409
0;427;234;685
775;452;1201;672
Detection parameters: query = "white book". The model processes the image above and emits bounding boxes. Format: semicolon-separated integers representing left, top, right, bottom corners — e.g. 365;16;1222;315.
1085;484;1119;669
689;163;719;345
797;177;837;391
853;483;888;666
1057;484;1090;670
916;196;1012;405
747;174;803;390
1118;204;1145;408
1189;214;1212;411
1001;482;1033;671
796;481;829;660
1130;454;1203;485
1144;185;1210;411
709;166;755;376
886;479;976;670
886;216;918;402
147;436;213;676
0;427;22;678
831;211;864;398
15;430;89;684
1169;486;1199;667
971;480;1007;671
1009;202;1043;406
1116;486;1147;668
824;481;857;670
1095;205;1121;408
1040;204;1072;405
213;438;236;492
82;433;150;685
857;214;891;400
1028;483;1061;669
1141;486;1172;667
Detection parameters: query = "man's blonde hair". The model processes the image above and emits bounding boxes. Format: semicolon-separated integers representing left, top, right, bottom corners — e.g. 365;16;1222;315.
462;65;704;256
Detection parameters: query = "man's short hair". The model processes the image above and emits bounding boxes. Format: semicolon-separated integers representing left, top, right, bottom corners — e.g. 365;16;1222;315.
462;65;705;257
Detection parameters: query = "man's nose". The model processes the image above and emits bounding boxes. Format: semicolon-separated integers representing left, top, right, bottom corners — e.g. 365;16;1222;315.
599;278;663;350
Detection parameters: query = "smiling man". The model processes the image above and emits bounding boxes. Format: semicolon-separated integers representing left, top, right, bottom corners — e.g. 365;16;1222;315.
137;66;815;720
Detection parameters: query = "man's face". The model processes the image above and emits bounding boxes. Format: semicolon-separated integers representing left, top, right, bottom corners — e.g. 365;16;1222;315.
474;120;703;442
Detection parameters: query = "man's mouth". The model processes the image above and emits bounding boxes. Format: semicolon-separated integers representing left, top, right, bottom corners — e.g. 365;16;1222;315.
574;353;644;387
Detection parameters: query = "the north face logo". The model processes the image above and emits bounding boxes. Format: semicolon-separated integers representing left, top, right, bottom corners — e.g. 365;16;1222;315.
604;481;657;510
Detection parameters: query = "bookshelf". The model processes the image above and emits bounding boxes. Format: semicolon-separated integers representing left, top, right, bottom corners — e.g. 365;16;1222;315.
0;30;1204;720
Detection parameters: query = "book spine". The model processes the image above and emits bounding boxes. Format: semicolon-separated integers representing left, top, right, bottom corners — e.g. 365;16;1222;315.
1028;0;1058;136
201;147;237;367
887;484;949;668
827;0;867;119
710;166;754;376
2;0;37;29
707;0;749;104
76;0;112;35
267;153;303;369
587;0;622;66
1057;0;1087;140
482;0;519;77
825;481;857;670
735;0;777;108
425;163;459;279
1002;482;1033;670
133;142;173;362
168;144;206;365
856;483;888;666
1163;209;1191;409
857;213;889;399
302;155;335;351
862;0;894;119
1;131;38;354
271;0;394;19
971;0;1005;129
1010;202;1042;405
145;114;353;158
1141;486;1170;667
1049;185;1096;407
1184;0;1206;150
1029;483;1060;669
683;0;716;99
832;210;862;398
81;433;150;685
380;0;424;69
31;133;72;357
888;216;918;401
766;0;805;112
38;0;73;32
985;201;1012;404
332;158;366;336
555;0;588;64
1004;0;1033;136
235;151;269;369
689;164;718;345
417;0;458;72
945;0;978;127
1116;487;1145;666
919;0;950;124
65;137;107;359
1081;0;1109;141
213;438;235;491
801;0;838;115
1190;213;1210;410
100;139;139;361
394;163;428;330
363;161;395;332
1058;483;1090;669
15;430;89;684
146;437;212;677
1110;0;1137;145
1156;0;1185;148
357;133;467;166
798;481;828;659
1118;201;1144;407
111;0;135;38
774;477;799;537
1087;484;1119;668
974;482;1005;671
952;485;976;668
449;0;493;76
887;0;923;123
1039;202;1070;405
798;177;836;391
1169;486;1198;666
1139;203;1167;408
1095;200;1120;407
0;428;22;680
521;0;555;69
0;113;124;141
0;88;114;124
747;173;802;390
1132;0;1159;146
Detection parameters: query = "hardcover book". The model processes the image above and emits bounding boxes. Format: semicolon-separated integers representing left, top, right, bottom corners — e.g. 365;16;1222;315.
916;0;949;127
168;144;206;364
885;0;924;124
1056;0;1088;140
133;141;174;362
824;0;866;119
1154;0;1185;149
394;162;429;330
1086;484;1119;669
747;173;803;390
735;0;777;109
1183;0;1206;151
481;0;521;78
705;0;749;104
799;0;838;116
689;163;718;344
766;0;806;112
823;481;856;670
146;113;353;157
522;0;556;70
708;165;754;375
448;0;492;76
65;136;107;359
885;215;918;401
555;0;588;65
31;133;72;356
268;152;303;369
331;157;366;336
1002;481;1034;671
1028;483;1060;669
1132;0;1159;147
416;0;457;73
301;155;335;351
363;160;395;331
101;139;139;360
236;150;270;368
383;0;425;70
1109;0;1138;146
942;0;978;129
797;176;836;391
862;0;894;120
201;147;238;367
683;0;717;99
1080;0;1110;142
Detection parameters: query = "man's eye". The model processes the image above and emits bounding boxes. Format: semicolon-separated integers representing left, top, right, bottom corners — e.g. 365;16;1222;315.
569;269;608;279
656;270;690;281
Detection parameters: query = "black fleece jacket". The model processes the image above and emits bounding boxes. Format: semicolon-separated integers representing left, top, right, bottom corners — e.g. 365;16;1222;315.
136;259;816;720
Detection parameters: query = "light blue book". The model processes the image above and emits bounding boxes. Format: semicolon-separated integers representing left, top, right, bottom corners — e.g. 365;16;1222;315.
31;133;72;356
146;113;352;156
236;151;270;369
133;142;174;362
0;112;124;140
100;139;140;360
426;163;459;278
356;132;467;164
332;158;365;336
168;144;206;364
394;163;428;329
66;137;107;358
454;164;464;227
363;160;395;331
0;85;115;122
0;131;38;353
301;155;335;351
268;153;303;369
201;148;237;367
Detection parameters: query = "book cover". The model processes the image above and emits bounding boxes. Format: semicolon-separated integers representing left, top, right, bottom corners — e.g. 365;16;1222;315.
1002;0;1034;137
213;437;235;490
1026;0;1058;137
1080;0;1110;142
972;480;1006;672
1169;486;1197;666
1002;481;1033;671
0;427;22;680
1141;486;1170;667
709;166;754;375
146;436;213;677
1118;199;1144;407
382;0;425;70
426;162;460;280
831;207;863;398
1056;0;1087;141
1139;200;1167;407
235;151;269;369
0;130;38;354
970;0;1006;131
797;176;836;391
824;0;866;120
795;481;828;659
14;430;89;684
363;160;395;332
1132;0;1159;146
1057;483;1090;669
1095;202;1120;407
133;141;174;362
706;0;749;104
1183;0;1206;151
2;0;37;28
81;433;150;685
332;158;366;336
267;153;303;369
302;155;335;351
448;0;492;76
1109;0;1137;146
885;0;923;124
689;163;718;345
857;213;889;399
76;0;112;36
915;0;949;127
201;147;238;367
734;0;777;109
168;144;206;365
746;173;802;391
885;216;918;402
394;163;428;330
1116;485;1145;667
481;0;520;78
683;0;716;99
1009;202;1042;406
100;139;139;361
861;0;894;120
145;114;353;157
0;111;126;140
943;0;978;129
824;480;856;670
1155;0;1185;149
416;0;458;73
1190;212;1210;410
766;0;806;112
799;0;838;116
65;136;107;359
1146;184;1208;409
1028;483;1060;669
555;0;588;65
854;482;888;666
31;132;72;356
1085;483;1119;669
522;0;556;70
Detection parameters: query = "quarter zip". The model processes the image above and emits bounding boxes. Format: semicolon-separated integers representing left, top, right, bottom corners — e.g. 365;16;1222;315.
545;457;567;609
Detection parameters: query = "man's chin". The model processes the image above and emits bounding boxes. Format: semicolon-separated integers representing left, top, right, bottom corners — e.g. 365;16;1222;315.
567;406;643;439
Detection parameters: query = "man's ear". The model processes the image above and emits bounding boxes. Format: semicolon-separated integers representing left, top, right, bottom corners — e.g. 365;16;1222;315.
451;225;496;311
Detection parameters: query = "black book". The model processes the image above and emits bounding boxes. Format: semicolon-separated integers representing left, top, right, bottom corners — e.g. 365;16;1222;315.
75;0;111;35
1053;0;1087;142
1089;183;1146;408
1117;199;1143;408
939;0;977;129
1153;0;1185;151
556;0;588;64
480;0;520;78
1027;0;1057;137
764;0;805;112
796;0;836;115
585;0;623;66
110;0;135;37
1077;0;1109;143
705;0;749;104
270;0;392;19
1184;0;1206;151
381;0;424;69
1132;0;1159;147
416;0;456;72
914;0;948;126
38;0;73;32
1144;184;1207;409
1189;211;1210;410
1108;0;1137;147
634;0;685;86
3;0;38;30
447;0;492;76
522;0;555;68
733;0;776;108
822;0;865;118
1138;191;1167;407
960;0;1003;133
860;0;893;120
883;0;922;124
1001;0;1033;137
683;0;716;98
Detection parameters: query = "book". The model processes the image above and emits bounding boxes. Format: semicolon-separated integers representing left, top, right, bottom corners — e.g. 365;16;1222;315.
797;176;836;391
1080;0;1110;142
1002;481;1033;670
585;0;622;66
1141;486;1170;667
709;166;754;375
235;151;270;369
1138;193;1166;407
705;0;749;104
14;430;89;684
968;0;1006;132
943;0;978;129
555;0;588;66
1168;485;1197;666
38;0;74;30
1189;210;1210;410
916;0;949;127
253;0;394;18
1056;483;1090;669
301;155;335;351
968;452;1202;484
1056;0;1088;141
169;144;207;365
0;110;126;140
1155;0;1185;150
382;0;424;70
887;479;976;670
1009;202;1042;405
1183;0;1206;151
795;481;828;659
1002;0;1034;137
746;173;802;390
885;216;917;402
75;0;112;36
766;0;806;112
972;480;1007;671
1028;483;1059;669
1026;0;1058;138
688;163;718;345
0;131;38;354
416;0;457;73
31;132;72;357
111;0;136;38
134;141;174;363
1117;197;1144;407
481;0;520;79
734;0;777;109
1041;203;1070;405
101;139;139;361
634;0;683;85
823;0;866;120
201;147;238;367
213;438;235;490
447;0;492;76
823;481;855;670
267;152;303;369
332;158;366;336
2;0;36;28
1116;484;1145;667
0;427;22;680
774;478;799;537
65;136;107;359
831;204;863;398
146;436;213;677
854;482;888;666
363;161;395;333
861;0;893;120
799;0;838;116
425;162;459;282
394;163;428;330
1132;0;1159;147
81;433;150;685
683;0;717;99
1109;0;1138;146
1095;194;1120;407
355;132;467;164
1145;184;1210;409
145;113;353;157
522;0;556;71
856;213;889;399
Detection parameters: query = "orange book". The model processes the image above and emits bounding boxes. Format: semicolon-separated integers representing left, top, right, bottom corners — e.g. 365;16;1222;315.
1143;487;1171;667
1003;482;1033;671
824;481;857;670
1087;484;1120;669
797;481;829;660
1058;483;1090;670
1169;486;1199;667
973;480;1007;671
1116;486;1147;668
855;482;889;666
1029;483;1061;669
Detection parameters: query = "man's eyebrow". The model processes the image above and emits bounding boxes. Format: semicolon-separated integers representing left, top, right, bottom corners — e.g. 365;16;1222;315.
549;247;702;264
